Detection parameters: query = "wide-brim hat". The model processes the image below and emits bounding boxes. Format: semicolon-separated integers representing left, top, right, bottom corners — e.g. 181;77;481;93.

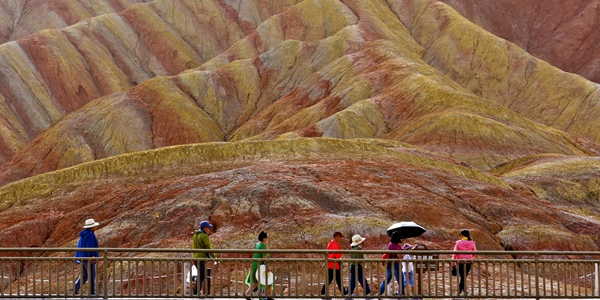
350;234;366;246
255;264;274;285
83;218;100;228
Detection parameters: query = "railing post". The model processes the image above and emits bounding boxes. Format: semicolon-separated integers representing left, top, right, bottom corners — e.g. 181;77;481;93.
534;253;540;300
594;263;600;297
103;249;108;299
324;251;329;299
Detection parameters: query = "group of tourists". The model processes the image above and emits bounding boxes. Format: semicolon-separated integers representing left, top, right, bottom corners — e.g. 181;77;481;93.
321;231;419;298
187;220;477;299
72;218;476;299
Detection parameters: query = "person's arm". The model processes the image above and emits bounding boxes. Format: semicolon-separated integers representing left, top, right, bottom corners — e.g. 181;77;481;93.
91;235;98;257
91;235;99;258
451;241;459;262
203;234;216;258
333;251;342;260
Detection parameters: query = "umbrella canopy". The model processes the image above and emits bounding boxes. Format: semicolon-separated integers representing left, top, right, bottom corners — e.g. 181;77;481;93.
387;221;427;238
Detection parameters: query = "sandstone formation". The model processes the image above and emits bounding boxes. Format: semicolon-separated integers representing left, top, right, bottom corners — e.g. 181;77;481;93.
395;0;600;145
2;0;600;183
0;0;598;255
0;0;301;164
0;0;151;43
439;0;600;83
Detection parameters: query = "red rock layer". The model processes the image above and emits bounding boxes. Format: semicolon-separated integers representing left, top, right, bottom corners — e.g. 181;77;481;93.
0;139;595;252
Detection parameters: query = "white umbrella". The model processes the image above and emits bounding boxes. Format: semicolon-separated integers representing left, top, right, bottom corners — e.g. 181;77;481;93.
386;221;427;238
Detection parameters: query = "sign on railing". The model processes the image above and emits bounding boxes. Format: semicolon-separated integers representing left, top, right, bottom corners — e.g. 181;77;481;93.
413;245;439;272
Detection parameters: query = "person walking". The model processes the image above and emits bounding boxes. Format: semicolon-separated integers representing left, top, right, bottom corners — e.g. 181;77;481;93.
245;231;274;300
192;220;217;295
320;231;347;297
73;218;100;295
349;234;372;296
452;229;477;297
401;243;414;295
378;231;404;296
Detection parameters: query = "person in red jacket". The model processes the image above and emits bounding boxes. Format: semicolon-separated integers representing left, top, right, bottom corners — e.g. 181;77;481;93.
320;231;347;297
452;229;477;296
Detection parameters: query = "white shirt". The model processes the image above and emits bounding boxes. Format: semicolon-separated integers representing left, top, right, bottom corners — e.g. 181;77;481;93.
402;254;413;273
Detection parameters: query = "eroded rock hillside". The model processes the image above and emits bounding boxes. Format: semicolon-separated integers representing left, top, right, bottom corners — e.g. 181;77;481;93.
440;0;600;83
0;0;599;252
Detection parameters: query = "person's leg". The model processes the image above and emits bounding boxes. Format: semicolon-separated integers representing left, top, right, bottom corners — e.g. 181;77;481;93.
357;264;371;295
393;263;404;295
265;284;274;300
321;268;334;295
90;263;96;294
349;265;357;295
245;282;258;298
74;276;80;294
407;271;414;294
74;262;88;294
379;265;392;295
458;263;468;295
75;261;88;294
333;269;343;294
461;263;472;295
198;261;207;294
402;272;407;294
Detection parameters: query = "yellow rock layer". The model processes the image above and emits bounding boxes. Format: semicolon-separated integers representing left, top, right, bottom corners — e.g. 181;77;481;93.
0;138;511;211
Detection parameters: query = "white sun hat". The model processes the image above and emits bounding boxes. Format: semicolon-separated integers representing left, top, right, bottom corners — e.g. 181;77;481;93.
255;264;274;285
350;234;366;246
83;218;100;228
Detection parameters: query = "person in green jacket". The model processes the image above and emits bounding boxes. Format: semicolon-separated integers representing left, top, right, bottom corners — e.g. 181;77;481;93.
245;231;274;300
192;220;216;295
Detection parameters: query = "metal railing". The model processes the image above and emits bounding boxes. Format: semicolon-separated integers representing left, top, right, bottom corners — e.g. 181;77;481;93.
1;248;600;298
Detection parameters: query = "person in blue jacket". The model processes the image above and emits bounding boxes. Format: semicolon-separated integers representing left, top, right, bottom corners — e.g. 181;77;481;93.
74;218;100;295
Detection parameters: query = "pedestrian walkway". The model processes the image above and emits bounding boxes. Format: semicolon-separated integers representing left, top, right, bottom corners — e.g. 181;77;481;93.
2;247;600;299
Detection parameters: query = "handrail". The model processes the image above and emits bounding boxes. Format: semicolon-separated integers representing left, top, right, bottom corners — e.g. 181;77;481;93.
3;247;600;256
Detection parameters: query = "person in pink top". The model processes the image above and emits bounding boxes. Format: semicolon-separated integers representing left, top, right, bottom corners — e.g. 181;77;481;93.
452;229;477;296
320;231;347;297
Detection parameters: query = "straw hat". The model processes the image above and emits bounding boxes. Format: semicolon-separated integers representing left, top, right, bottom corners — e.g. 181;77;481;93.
255;264;274;285
350;234;366;246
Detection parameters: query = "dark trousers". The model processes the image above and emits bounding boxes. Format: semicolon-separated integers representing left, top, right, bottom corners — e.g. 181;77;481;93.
379;262;403;295
458;263;472;294
193;261;207;295
74;261;96;294
349;264;371;295
320;268;344;295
